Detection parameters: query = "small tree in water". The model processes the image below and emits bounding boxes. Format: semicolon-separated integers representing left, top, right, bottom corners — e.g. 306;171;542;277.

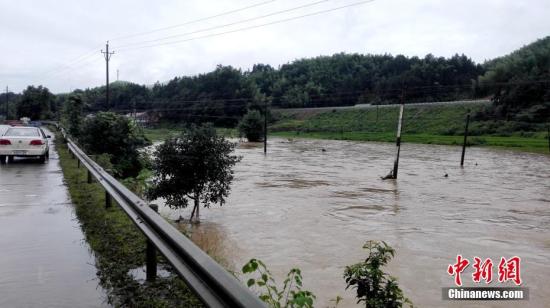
344;241;412;308
238;109;264;142
147;124;241;222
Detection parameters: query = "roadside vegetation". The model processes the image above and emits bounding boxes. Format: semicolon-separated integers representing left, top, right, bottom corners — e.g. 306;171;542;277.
54;130;201;307
240;241;411;308
344;241;412;308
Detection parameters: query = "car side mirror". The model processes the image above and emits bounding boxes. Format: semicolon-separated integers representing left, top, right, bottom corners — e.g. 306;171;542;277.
47;135;51;138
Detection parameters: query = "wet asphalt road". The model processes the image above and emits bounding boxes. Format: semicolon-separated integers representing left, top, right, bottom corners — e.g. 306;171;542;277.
0;128;107;307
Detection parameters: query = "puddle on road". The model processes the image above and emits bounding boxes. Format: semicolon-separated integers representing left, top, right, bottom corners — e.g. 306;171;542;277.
153;138;550;307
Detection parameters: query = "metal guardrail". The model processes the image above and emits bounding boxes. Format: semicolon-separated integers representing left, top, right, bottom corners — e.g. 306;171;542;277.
53;124;264;308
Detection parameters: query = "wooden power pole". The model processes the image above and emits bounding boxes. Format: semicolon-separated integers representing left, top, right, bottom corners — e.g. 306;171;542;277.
264;98;268;155
460;111;471;166
392;102;404;179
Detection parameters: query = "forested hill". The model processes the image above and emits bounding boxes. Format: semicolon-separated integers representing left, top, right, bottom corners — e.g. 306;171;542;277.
44;36;548;125
477;36;550;122
251;53;483;107
65;53;483;122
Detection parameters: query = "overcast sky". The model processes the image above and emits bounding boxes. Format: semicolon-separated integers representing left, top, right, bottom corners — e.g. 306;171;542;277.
1;0;549;93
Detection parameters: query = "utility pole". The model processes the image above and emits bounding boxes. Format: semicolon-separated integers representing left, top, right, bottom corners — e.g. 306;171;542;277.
263;98;268;155
117;69;119;81
460;111;471;166
391;91;405;179
5;86;8;119
101;41;115;110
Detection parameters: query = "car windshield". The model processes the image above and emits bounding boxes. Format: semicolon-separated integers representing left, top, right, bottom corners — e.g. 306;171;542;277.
4;128;40;137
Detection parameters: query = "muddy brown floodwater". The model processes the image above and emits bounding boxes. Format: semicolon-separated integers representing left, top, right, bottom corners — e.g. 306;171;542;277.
0;129;108;307
155;138;550;308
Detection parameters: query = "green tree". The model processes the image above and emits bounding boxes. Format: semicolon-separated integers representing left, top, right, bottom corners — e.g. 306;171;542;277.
17;85;55;120
79;112;150;178
238;109;264;142
344;241;412;308
62;94;85;137
147;124;241;222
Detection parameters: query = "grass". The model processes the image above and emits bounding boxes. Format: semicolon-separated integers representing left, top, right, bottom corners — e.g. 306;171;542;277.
270;103;550;154
143;103;549;153
54;131;202;307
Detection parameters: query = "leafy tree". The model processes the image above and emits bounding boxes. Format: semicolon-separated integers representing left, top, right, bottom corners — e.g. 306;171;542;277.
17;85;55;120
344;241;412;308
238;109;264;142
79;112;150;178
62;94;85;137
242;259;316;308
147;124;241;222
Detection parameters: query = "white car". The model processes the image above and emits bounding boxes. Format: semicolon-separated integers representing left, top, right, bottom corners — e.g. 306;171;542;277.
0;125;9;136
0;126;50;164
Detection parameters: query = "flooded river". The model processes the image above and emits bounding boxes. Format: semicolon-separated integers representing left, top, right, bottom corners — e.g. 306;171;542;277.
156;138;550;307
0;129;107;307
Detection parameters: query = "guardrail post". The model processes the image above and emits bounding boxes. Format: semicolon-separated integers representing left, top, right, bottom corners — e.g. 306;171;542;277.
87;170;92;183
105;191;112;208
146;204;159;282
77;159;80;168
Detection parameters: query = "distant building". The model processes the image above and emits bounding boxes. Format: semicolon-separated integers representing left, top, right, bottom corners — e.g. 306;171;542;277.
125;111;160;126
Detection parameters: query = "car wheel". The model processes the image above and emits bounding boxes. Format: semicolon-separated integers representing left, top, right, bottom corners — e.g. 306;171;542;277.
0;155;5;164
39;155;46;164
7;155;14;163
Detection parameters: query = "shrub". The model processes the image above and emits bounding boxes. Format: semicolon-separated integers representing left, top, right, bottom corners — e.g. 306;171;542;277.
344;241;412;308
238;109;264;142
242;259;316;308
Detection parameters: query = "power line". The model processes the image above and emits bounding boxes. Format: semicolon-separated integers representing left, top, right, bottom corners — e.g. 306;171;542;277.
117;0;377;52
36;46;102;79
114;0;333;49
109;0;277;41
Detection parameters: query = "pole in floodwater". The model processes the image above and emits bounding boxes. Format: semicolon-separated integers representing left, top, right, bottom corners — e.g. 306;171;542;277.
460;111;470;167
263;98;267;155
392;103;404;179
